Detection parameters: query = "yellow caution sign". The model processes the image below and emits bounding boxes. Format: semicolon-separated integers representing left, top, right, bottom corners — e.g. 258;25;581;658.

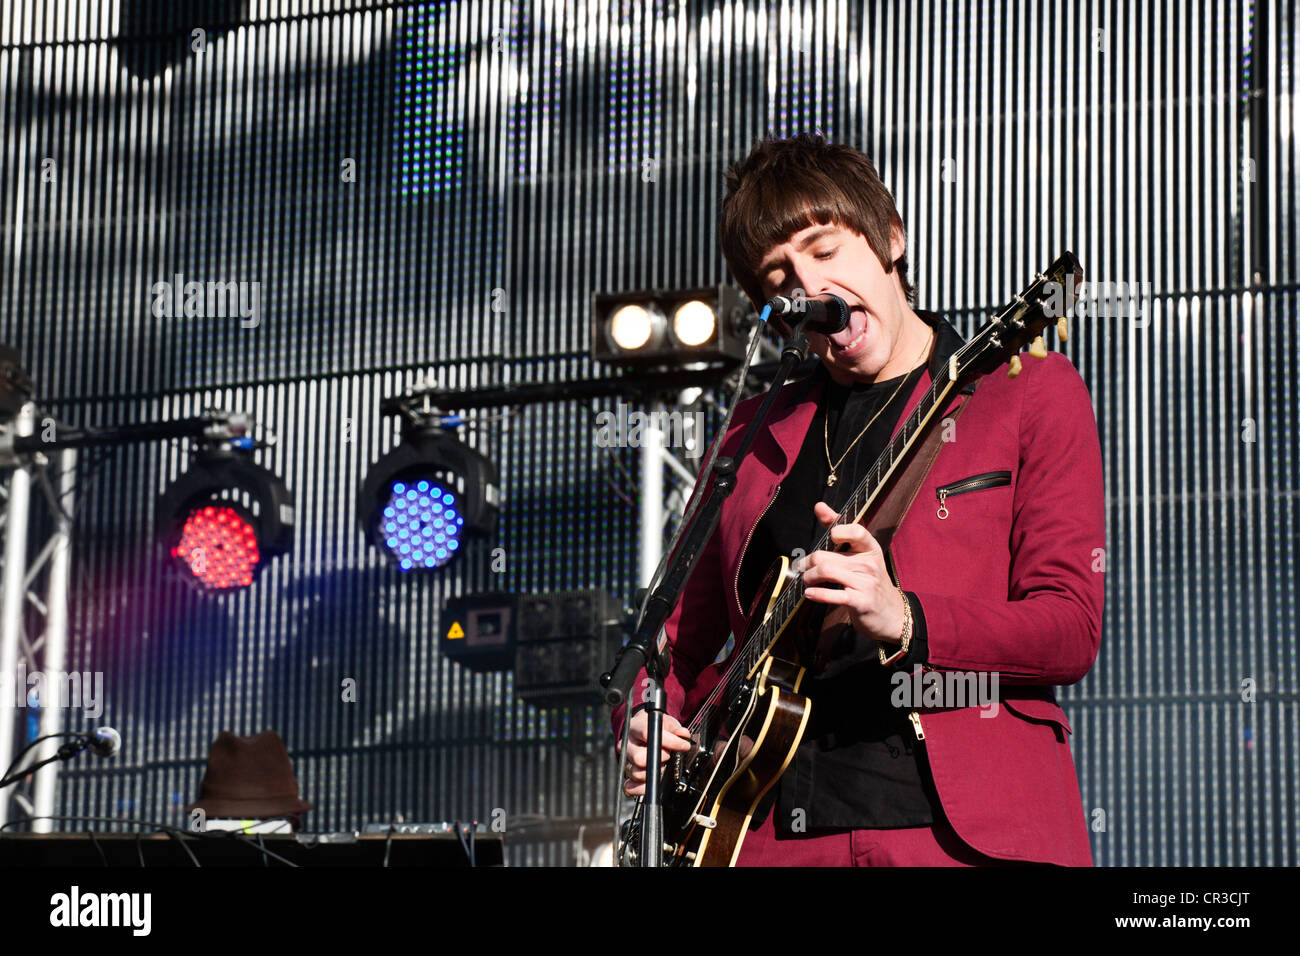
447;621;466;640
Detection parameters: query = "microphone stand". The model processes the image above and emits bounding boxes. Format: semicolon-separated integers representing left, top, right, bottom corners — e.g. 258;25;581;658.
0;732;108;790
601;318;817;867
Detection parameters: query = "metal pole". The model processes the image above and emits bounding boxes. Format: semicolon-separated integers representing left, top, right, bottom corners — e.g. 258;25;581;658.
32;445;75;832
638;400;665;588
635;401;667;866
0;403;36;827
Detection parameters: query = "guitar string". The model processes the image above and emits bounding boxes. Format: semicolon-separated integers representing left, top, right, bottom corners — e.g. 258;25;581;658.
685;336;974;736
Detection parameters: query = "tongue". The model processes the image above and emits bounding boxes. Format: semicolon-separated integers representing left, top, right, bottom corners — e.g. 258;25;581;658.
834;312;866;349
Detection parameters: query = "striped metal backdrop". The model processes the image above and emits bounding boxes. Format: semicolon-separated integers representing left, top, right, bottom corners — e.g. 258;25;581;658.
1;0;1294;865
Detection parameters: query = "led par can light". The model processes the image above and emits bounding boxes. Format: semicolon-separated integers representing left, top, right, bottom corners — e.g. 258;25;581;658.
156;448;294;592
357;427;500;571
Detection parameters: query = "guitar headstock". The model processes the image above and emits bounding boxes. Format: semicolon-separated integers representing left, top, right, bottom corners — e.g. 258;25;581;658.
960;252;1083;380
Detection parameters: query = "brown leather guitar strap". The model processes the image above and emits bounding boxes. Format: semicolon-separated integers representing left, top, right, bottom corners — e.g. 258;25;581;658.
867;387;976;559
811;384;979;674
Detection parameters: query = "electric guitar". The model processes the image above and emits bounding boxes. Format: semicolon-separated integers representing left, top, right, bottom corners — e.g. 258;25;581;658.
620;253;1084;867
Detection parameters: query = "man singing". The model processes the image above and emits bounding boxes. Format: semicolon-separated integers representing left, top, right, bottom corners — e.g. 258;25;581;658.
615;132;1104;866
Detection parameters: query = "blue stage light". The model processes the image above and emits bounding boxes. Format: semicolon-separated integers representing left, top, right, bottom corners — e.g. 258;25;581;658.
376;480;466;569
358;424;499;572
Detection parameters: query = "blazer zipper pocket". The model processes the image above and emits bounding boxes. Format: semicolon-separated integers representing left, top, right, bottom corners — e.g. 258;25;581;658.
935;471;1011;519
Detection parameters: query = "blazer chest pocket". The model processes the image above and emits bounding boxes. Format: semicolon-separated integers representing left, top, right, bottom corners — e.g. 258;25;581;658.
935;470;1012;519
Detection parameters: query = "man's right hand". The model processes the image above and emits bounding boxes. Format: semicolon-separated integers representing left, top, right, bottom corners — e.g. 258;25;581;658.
623;709;694;796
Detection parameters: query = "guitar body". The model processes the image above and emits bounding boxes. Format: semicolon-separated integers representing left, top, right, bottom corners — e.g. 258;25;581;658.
659;557;812;867
664;658;809;866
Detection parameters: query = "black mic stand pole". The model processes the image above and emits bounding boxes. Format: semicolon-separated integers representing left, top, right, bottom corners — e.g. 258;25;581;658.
601;318;816;867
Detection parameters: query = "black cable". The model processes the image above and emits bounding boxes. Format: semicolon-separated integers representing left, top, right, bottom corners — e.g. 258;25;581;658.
87;829;107;866
452;408;522;430
3;815;298;867
633;319;765;632
227;829;298;867
30;419;215;533
0;732;82;783
601;441;641;499
56;445;120;519
453;820;467;864
135;831;144;867
33;465;74;523
453;820;474;867
161;827;201;867
0;734;115;790
1;813;181;833
583;399;649;506
18;440;123;554
600;468;638;509
382;824;395;867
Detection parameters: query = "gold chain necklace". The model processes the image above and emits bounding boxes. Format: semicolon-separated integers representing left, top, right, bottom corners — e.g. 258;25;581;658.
823;327;934;487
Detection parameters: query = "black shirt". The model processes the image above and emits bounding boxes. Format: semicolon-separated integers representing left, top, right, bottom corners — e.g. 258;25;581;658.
736;360;944;831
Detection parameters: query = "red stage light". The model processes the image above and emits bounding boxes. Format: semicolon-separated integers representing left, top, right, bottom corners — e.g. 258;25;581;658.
155;447;292;593
170;505;261;591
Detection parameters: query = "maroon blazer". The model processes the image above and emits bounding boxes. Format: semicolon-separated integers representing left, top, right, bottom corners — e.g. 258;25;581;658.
615;339;1105;867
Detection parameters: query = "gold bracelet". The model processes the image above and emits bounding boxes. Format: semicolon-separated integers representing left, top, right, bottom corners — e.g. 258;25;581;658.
878;586;913;666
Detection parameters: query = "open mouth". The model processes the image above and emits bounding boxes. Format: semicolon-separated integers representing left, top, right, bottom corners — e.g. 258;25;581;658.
832;308;870;356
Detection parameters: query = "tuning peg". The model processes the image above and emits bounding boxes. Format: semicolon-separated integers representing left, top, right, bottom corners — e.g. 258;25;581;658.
1029;335;1048;358
1007;354;1022;378
1057;315;1069;343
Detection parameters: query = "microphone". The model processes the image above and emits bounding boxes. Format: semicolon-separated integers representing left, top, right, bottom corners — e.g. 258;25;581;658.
764;293;851;335
0;727;122;789
87;727;121;758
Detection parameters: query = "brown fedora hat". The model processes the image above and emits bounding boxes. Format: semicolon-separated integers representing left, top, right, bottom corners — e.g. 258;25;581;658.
185;730;314;818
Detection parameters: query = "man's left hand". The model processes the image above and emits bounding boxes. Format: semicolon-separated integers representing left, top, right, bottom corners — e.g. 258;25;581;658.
795;501;907;645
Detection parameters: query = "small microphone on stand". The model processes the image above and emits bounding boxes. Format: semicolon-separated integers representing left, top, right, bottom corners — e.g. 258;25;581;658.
0;727;123;790
87;727;121;758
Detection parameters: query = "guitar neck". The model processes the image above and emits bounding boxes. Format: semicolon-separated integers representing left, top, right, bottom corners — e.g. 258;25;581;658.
826;361;963;535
